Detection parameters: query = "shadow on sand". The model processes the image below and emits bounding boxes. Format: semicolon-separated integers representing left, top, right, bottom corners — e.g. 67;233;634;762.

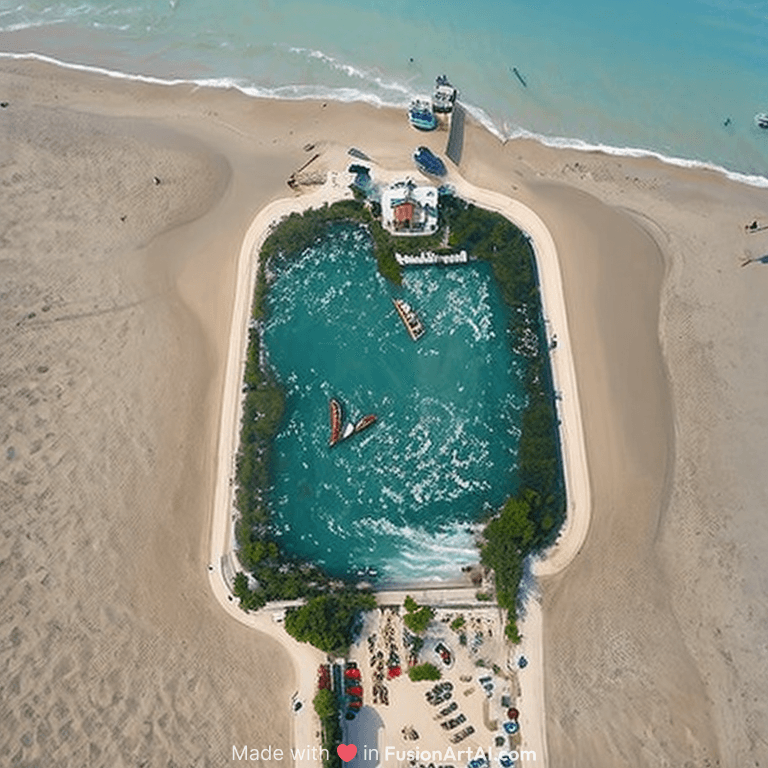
344;707;386;768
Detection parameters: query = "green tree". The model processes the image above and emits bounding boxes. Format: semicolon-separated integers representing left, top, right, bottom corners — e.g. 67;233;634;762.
233;571;250;603
284;593;376;654
482;494;535;558
402;596;435;634
505;621;522;644
232;571;266;612
313;688;336;720
480;492;537;642
404;606;434;634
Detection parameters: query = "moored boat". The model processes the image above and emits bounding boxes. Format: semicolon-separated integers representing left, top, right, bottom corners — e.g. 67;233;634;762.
329;398;343;446
756;113;768;129
330;399;379;445
408;99;438;131
393;298;425;341
413;146;447;177
432;75;457;113
354;414;377;434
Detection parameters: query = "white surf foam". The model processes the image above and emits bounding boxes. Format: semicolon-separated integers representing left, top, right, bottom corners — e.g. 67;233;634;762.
3;50;767;189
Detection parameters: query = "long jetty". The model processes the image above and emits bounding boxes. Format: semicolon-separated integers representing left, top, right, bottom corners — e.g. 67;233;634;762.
446;102;465;166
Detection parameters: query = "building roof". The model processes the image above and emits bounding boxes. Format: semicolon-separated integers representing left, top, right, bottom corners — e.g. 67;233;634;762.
394;202;415;223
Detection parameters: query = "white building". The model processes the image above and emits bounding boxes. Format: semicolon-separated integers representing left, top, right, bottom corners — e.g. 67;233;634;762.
381;179;438;236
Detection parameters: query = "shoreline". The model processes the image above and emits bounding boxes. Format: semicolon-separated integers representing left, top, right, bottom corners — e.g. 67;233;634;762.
3;48;768;191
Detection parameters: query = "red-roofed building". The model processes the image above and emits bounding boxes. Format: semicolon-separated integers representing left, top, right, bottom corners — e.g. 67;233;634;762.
381;179;438;235
393;202;415;230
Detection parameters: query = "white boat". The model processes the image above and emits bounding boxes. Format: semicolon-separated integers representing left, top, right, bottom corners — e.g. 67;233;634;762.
393;298;425;341
755;113;768;129
408;99;438;130
343;423;355;439
432;75;457;113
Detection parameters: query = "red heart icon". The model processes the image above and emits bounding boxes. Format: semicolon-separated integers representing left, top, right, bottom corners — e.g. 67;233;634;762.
337;744;357;762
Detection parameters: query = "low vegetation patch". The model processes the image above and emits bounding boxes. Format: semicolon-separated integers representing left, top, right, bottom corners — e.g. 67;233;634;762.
313;688;336;720
450;615;466;631
315;691;343;768
408;662;442;682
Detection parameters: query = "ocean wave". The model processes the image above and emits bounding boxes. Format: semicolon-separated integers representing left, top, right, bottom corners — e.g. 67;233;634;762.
91;21;131;31
0;2;97;32
0;6;25;19
286;45;412;99
0;18;67;33
504;125;768;189
3;50;767;188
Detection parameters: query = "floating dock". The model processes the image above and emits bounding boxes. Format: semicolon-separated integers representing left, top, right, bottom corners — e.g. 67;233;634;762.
395;250;468;266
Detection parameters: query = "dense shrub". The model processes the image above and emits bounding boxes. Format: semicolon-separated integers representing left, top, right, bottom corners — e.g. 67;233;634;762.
313;688;337;720
284;593;376;654
402;596;435;634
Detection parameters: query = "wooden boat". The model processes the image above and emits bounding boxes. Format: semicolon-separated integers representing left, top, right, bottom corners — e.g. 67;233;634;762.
393;298;425;341
329;398;343;446
354;414;377;433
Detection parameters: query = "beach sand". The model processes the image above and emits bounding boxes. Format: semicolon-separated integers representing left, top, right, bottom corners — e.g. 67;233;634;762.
2;57;768;767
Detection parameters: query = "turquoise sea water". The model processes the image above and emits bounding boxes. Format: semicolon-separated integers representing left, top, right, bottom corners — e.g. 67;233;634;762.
262;226;525;582
2;0;768;183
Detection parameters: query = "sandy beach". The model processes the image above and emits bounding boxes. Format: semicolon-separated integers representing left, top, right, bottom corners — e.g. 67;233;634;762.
2;56;768;767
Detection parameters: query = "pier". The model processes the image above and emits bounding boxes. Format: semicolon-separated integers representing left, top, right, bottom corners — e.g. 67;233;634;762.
446;102;465;166
395;250;468;266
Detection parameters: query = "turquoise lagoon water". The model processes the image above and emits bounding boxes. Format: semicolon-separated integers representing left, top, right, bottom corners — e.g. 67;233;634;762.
262;226;525;582
2;0;768;183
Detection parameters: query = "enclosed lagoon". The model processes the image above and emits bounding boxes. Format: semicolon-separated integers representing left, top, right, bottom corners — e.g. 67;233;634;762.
262;224;528;583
